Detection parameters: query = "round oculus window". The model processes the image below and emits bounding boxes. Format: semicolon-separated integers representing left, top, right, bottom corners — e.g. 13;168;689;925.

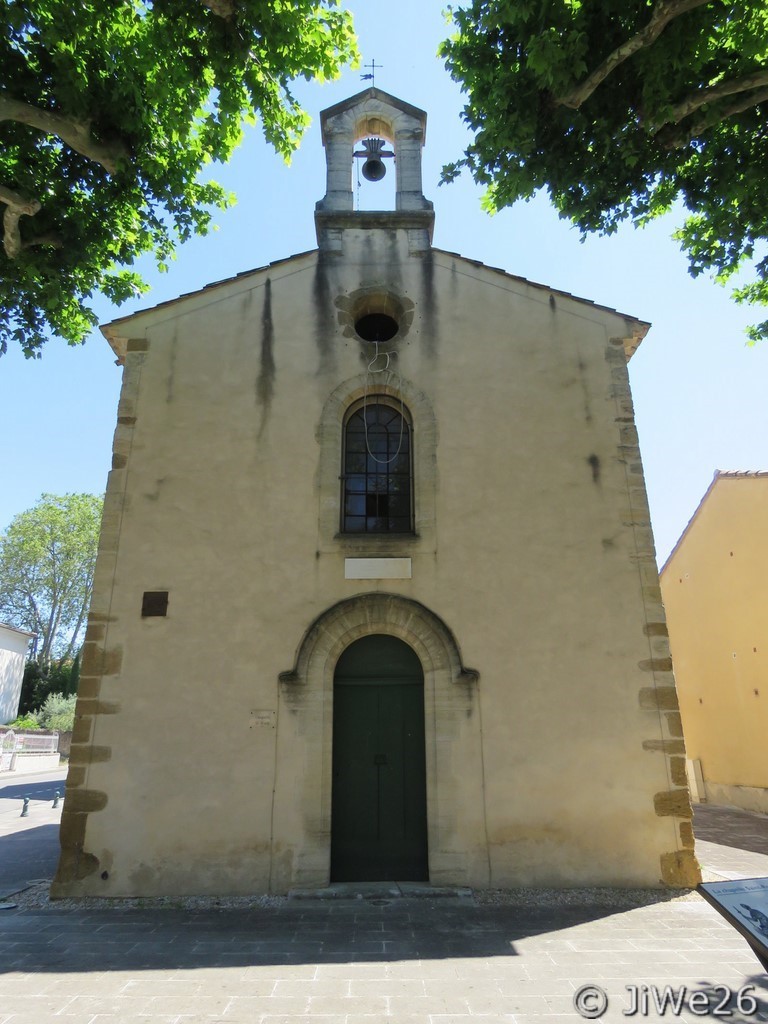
355;312;399;342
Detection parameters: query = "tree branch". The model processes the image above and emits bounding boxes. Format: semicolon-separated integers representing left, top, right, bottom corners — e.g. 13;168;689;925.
0;184;41;259
0;96;128;174
28;594;43;637
23;233;64;250
61;595;89;662
199;0;236;19
556;0;715;110
0;184;40;216
40;600;59;666
3;207;27;259
656;69;768;128
660;86;768;147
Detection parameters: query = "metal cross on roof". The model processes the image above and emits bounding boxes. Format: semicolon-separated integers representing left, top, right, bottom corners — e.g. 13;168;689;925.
360;59;383;88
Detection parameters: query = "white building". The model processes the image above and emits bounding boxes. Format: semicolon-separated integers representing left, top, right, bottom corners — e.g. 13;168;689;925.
0;622;34;725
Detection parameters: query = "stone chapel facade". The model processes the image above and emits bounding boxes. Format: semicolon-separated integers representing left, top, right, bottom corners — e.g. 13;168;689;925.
53;89;698;897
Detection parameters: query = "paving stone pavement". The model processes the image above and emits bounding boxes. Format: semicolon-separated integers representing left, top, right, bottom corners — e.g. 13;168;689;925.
694;805;768;882
0;798;766;1023
2;895;768;1024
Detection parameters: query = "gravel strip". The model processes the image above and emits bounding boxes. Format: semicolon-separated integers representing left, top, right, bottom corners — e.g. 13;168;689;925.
1;879;711;913
474;886;702;907
2;880;287;912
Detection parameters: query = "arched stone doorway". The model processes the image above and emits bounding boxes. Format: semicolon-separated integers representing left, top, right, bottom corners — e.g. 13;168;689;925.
272;593;489;893
331;634;428;881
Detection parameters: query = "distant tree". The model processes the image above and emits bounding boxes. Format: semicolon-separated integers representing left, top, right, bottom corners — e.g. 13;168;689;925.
17;654;80;716
9;688;77;730
1;0;358;357
17;661;47;717
0;494;102;666
440;0;768;340
36;691;77;732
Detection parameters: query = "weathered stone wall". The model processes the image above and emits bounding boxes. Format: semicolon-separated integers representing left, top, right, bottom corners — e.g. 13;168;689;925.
53;233;697;897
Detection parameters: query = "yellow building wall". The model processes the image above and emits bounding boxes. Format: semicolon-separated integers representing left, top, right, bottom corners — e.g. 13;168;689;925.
661;473;768;812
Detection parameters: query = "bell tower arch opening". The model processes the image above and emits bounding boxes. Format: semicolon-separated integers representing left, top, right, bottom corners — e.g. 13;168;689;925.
352;117;396;211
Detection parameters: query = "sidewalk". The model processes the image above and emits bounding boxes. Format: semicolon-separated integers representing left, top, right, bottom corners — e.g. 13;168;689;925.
0;799;765;1023
694;803;768;882
0;766;67;899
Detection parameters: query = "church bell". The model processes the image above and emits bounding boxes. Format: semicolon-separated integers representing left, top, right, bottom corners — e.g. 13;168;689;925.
358;138;391;182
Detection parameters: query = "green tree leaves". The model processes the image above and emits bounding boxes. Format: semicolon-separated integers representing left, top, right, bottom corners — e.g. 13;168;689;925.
0;0;358;356
0;493;103;665
440;0;768;340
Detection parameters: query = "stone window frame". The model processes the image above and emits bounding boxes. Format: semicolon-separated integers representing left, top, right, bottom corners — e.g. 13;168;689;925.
341;395;414;535
316;372;437;555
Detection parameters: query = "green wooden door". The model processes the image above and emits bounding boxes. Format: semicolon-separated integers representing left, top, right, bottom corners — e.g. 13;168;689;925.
331;635;428;882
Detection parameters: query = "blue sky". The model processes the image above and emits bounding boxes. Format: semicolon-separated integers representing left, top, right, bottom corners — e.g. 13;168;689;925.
1;1;767;565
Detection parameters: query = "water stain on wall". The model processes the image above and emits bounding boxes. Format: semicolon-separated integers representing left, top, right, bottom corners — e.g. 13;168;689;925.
256;279;276;438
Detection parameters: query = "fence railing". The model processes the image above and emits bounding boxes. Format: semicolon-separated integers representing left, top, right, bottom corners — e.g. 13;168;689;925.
0;730;59;771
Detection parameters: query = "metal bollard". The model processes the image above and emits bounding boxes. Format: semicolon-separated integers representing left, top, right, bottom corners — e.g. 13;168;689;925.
20;797;30;818
52;790;60;808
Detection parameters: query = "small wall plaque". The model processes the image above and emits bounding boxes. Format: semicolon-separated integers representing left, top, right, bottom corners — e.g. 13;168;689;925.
250;710;276;729
344;557;412;580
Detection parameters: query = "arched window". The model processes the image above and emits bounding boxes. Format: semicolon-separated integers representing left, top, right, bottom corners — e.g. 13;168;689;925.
342;399;413;533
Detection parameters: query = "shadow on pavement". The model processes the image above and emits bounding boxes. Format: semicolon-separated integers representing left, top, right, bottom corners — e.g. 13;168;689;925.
0;902;636;972
0;823;61;894
694;805;768;857
0;778;66;802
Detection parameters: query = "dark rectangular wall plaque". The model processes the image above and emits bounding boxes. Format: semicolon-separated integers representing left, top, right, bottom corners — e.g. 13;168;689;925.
141;591;169;617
